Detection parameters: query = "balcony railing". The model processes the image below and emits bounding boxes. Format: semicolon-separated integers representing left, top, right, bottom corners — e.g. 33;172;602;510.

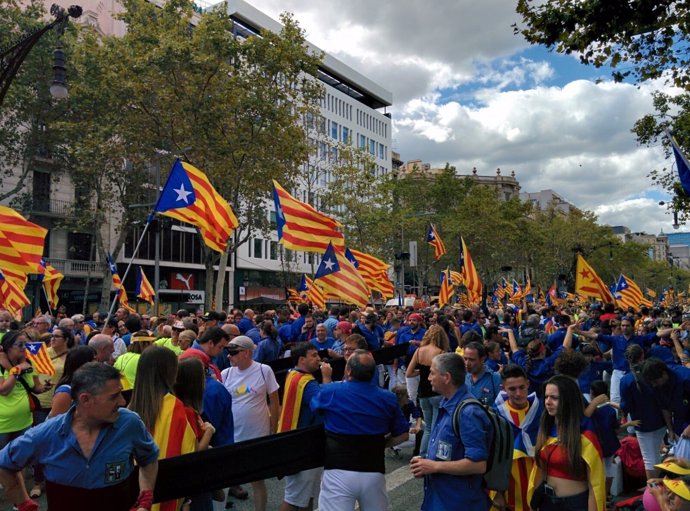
31;197;73;216
45;258;107;277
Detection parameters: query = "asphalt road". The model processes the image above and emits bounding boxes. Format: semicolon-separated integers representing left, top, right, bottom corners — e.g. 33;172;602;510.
0;444;424;511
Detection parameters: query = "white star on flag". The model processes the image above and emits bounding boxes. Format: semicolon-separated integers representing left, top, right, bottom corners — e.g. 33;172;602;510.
323;258;335;271
174;183;193;204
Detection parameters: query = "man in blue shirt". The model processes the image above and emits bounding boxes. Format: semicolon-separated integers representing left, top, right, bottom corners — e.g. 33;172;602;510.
0;362;159;511
312;350;408;511
463;341;502;405
410;352;492;511
354;313;384;351
278;342;331;511
396;313;426;359
642;357;690;441
583;317;673;404
311;323;335;352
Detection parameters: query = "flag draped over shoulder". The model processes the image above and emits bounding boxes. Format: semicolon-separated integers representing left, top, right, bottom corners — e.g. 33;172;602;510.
136;267;155;305
107;254;135;313
154;159;238;253
574;254;614;303
25;342;55;376
40;259;63;310
427;223;447;261
668;130;690;195
0;206;48;275
297;274;325;311
460;237;482;302
314;243;370;308
347;249;394;299
0;269;29;316
277;370;315;433
614;274;652;310
152;393;197;511
272;180;344;253
438;268;454;307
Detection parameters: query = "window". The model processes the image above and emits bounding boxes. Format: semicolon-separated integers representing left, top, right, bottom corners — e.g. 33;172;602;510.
359;134;366;148
317;116;326;134
378;143;384;159
331;121;339;140
253;238;263;259
329;147;338;163
270;241;278;260
67;233;92;261
32;171;51;212
269;210;277;229
305;111;314;129
369;139;376;155
342;126;350;144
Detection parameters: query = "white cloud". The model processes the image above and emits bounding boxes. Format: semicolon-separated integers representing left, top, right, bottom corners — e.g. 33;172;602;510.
242;0;681;234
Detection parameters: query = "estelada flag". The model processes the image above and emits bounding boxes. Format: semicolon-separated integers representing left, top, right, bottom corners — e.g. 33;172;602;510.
574;254;614;303
25;342;55;376
154;160;238;253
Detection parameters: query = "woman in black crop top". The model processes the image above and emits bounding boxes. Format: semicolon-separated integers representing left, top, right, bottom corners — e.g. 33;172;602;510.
405;324;449;457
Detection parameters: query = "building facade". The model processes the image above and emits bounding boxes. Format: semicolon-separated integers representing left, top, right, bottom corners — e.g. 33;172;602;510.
2;0;393;315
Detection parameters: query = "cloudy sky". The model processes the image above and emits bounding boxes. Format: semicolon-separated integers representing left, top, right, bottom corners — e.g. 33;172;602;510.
246;0;680;235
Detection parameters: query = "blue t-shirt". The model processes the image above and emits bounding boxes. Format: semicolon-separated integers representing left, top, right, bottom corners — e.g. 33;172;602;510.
0;407;158;488
253;337;282;364
311;380;408;436
592;404;620;458
202;376;234;446
465;368;502;405
237;317;254;335
396;326;426;358
597;332;657;372
355;322;384;351
511;346;563;394
619;372;665;432
422;385;491;511
654;366;690;435
578;359;613;395
311;337;335;352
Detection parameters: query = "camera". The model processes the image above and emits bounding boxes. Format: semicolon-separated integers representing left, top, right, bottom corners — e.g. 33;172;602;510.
20;367;33;375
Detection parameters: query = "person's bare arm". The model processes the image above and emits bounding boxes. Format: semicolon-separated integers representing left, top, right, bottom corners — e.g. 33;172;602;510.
0;468;30;507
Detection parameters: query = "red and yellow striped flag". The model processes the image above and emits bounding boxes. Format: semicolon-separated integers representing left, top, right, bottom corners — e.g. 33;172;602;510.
154;160;238;253
298;274;325;311
575;254;614;304
277;370;315;433
348;249;394;299
314;243;370;308
151;393;197;511
0;269;29;317
272;180;344;253
460;237;482;303
438;268;454;307
41;261;63;310
0;206;47;275
25;342;55;376
136;267;155;305
427;223;447;261
107;254;135;313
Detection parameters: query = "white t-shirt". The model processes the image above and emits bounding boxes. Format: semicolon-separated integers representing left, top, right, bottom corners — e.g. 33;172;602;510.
221;361;279;442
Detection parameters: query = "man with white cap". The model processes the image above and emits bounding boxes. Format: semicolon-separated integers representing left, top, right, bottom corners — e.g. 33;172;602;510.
220;336;280;511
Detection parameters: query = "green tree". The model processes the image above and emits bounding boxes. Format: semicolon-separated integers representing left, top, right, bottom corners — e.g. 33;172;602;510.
58;0;323;309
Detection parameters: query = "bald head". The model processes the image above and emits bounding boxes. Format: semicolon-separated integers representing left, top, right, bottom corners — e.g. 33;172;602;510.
88;334;115;364
222;323;240;337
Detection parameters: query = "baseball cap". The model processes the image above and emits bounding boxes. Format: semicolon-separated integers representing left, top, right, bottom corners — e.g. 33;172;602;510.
228;335;255;351
201;311;221;321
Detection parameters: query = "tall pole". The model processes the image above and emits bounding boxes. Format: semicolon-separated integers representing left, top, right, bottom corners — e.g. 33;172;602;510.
154;158;160;313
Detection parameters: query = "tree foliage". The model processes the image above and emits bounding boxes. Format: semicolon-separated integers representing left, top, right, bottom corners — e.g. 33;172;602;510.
515;0;690;88
56;0;323;308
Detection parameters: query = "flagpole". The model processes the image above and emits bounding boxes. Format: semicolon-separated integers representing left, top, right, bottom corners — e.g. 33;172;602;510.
40;284;53;317
105;219;153;324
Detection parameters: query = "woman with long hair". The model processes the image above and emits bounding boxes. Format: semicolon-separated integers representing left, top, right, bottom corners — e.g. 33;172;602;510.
253;320;281;364
529;374;605;511
129;346;196;511
405;324;449;457
175;357;216;511
48;346;96;418
113;330;154;387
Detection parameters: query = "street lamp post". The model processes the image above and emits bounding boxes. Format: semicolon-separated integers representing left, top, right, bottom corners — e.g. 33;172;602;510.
0;4;82;106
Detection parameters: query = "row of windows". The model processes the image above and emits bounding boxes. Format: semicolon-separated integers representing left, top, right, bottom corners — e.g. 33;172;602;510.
247;238;325;266
357;109;387;138
322;93;353;121
358;134;387;160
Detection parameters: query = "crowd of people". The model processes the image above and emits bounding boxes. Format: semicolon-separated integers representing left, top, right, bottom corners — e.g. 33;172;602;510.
0;299;689;510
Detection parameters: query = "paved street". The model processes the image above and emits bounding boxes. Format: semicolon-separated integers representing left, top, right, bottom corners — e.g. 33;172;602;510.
0;444;423;511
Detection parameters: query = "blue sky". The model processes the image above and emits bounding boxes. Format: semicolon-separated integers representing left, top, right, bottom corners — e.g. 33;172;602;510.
246;0;678;235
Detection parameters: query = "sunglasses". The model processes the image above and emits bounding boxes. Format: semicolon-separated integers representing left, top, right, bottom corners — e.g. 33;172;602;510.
226;349;242;356
13;343;26;349
51;334;64;339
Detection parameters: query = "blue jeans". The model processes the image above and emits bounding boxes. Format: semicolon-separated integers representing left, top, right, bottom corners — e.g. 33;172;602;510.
419;395;442;458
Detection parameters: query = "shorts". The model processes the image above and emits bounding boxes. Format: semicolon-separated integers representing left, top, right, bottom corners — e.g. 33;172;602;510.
284;467;323;508
636;427;666;470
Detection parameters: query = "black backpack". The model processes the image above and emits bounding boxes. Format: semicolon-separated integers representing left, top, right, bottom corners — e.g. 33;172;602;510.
452;397;514;491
